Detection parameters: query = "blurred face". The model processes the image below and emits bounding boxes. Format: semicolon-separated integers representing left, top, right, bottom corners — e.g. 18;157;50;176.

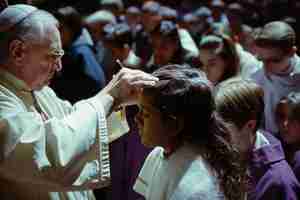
142;11;161;32
199;49;226;85
126;14;141;28
255;46;292;75
276;100;289;138
152;34;179;65
86;22;107;43
135;93;172;148
276;101;300;144
19;25;64;90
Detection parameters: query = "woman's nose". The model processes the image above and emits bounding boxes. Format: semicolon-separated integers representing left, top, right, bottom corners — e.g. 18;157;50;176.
135;111;143;126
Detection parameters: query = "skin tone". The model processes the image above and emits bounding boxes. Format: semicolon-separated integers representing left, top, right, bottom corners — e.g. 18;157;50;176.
152;34;179;66
276;101;300;145
142;11;161;33
86;22;108;43
135;93;182;152
227;120;257;161
9;24;64;91
199;49;226;85
255;46;297;75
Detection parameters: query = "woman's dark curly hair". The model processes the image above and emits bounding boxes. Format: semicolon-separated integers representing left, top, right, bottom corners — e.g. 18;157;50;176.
143;64;246;200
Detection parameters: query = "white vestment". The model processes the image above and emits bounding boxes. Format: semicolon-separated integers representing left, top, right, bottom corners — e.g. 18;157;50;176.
0;69;128;199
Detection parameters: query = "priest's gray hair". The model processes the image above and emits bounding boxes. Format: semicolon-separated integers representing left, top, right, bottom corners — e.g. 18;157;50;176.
0;4;58;64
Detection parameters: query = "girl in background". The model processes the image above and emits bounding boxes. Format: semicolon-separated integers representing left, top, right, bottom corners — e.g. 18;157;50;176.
198;34;240;85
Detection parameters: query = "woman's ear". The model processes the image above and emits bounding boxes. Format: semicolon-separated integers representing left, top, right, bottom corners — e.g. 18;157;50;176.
245;119;257;132
288;46;297;57
166;115;185;137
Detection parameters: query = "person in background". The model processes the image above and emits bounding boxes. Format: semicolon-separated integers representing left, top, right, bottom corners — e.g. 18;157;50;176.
134;1;161;66
102;22;141;76
84;10;117;83
99;0;123;17
276;92;300;182
215;77;300;200
0;4;158;200
101;21;152;200
50;6;106;103
180;13;201;43
134;64;246;200
209;0;229;28
148;20;185;71
158;6;178;22
198;34;240;85
125;6;142;32
250;21;300;135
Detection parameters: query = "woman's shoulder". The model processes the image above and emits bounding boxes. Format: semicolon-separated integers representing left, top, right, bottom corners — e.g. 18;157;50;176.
169;153;224;200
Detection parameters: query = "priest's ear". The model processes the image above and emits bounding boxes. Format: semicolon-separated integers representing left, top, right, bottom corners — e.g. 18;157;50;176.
9;39;27;65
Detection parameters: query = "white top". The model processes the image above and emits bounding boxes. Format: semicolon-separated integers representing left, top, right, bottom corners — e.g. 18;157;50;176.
235;44;263;78
134;145;224;200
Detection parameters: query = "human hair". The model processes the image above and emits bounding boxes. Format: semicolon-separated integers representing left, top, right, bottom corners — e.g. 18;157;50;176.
103;22;133;48
0;8;58;64
215;77;264;131
53;6;83;42
143;64;246;200
286;92;300;122
150;20;184;67
198;34;240;83
84;10;116;25
255;21;296;53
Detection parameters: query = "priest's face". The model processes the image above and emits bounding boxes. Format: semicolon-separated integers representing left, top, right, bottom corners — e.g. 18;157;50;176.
17;24;64;90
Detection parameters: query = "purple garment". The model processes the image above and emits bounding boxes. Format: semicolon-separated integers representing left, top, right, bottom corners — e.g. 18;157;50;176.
291;150;300;183
110;106;151;200
248;131;300;200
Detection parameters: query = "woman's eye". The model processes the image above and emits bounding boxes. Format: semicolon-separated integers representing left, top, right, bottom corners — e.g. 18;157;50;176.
142;111;150;118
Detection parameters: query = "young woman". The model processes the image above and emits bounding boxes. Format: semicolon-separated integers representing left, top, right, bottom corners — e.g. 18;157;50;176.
215;77;300;200
198;34;240;85
134;64;246;200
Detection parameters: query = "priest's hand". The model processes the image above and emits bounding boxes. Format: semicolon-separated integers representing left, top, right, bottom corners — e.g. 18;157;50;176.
103;67;158;108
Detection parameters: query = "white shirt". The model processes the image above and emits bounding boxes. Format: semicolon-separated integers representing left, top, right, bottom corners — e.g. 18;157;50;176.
134;145;224;200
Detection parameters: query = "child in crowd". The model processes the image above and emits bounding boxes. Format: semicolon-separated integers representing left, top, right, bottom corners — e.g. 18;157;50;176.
276;92;300;182
134;65;246;200
198;34;240;85
215;77;300;200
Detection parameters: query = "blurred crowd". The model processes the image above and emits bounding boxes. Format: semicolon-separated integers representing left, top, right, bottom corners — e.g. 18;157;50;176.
2;0;300;200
